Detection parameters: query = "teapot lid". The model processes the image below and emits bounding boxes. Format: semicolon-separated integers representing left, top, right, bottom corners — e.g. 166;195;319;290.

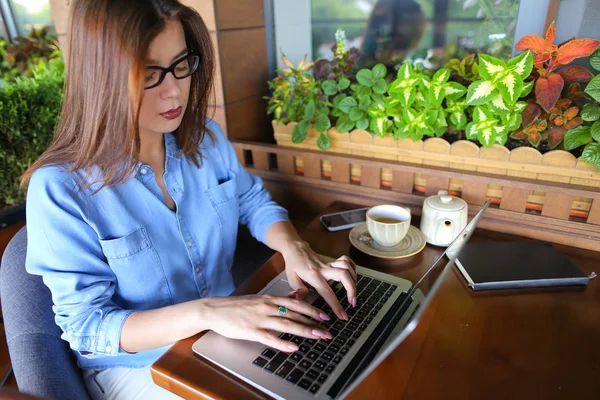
425;190;467;212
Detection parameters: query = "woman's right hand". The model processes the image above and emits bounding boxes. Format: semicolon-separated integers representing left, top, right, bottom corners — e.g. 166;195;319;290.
199;295;333;352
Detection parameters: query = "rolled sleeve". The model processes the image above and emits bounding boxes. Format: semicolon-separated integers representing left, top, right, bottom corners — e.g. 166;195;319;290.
207;120;290;244
25;167;132;357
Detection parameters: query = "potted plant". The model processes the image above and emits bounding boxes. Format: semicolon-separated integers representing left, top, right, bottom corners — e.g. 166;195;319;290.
0;29;64;228
267;26;600;218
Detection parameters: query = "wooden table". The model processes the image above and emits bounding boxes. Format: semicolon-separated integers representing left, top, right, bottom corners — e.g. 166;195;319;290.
151;202;600;399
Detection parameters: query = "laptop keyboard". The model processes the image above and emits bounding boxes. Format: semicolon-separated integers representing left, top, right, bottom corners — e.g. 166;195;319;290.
252;274;399;395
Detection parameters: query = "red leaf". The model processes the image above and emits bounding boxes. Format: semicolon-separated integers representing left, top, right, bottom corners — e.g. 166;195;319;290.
557;65;594;83
564;116;583;129
534;54;551;65
569;82;579;91
510;130;527;140
515;35;546;54
521;102;541;127
556;39;600;65
557;98;572;108
545;22;556;46
546;125;566;149
528;130;542;147
535;74;564;111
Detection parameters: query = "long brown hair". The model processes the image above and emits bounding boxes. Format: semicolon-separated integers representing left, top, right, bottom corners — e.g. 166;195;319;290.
21;0;215;189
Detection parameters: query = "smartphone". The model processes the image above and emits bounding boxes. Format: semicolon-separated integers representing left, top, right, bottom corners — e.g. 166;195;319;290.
320;207;369;232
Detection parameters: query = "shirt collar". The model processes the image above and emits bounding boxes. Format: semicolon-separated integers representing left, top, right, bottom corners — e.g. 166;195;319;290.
164;132;182;160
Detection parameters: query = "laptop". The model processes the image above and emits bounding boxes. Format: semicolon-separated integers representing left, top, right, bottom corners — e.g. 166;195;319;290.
192;200;491;399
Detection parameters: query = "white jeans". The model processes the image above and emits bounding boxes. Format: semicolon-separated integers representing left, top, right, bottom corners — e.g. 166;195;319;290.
83;366;183;400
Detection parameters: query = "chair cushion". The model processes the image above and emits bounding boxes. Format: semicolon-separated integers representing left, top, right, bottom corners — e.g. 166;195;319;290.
0;226;90;399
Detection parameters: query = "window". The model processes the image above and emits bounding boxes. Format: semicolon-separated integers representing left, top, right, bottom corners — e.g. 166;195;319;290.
9;0;54;36
271;0;524;72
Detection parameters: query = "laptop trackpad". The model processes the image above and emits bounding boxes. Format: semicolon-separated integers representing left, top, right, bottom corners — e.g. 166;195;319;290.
262;276;320;304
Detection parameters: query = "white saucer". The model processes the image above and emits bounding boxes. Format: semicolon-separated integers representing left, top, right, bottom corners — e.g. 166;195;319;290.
349;222;427;259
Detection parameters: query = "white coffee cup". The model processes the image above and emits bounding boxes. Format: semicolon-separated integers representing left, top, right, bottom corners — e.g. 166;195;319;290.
366;205;412;247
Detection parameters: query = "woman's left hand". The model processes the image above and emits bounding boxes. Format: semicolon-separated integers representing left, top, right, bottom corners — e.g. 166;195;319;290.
282;241;357;321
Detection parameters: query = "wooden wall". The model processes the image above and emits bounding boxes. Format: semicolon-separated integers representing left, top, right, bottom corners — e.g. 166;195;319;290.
48;0;271;142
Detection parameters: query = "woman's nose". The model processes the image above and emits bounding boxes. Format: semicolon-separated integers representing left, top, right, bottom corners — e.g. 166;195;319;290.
159;72;182;99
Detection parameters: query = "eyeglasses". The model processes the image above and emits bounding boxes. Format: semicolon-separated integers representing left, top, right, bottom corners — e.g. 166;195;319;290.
144;51;200;89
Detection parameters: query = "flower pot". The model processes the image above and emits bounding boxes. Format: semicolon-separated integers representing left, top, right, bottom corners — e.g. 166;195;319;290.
273;121;600;218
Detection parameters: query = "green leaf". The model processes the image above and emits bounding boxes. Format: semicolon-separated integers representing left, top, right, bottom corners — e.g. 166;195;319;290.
305;100;316;120
508;51;533;80
429;84;445;107
322;80;337;96
444;82;466;100
497;71;523;104
358;95;371;108
349;106;364;121
372;78;387;94
356;117;369;130
338;78;350;91
466;80;496;105
465;122;477;140
477;126;499;147
292;120;310;143
372;64;387;79
585;75;600;102
520;80;534;97
370;117;387;137
581;103;600;122
450;112;467;129
563;126;592;150
472;106;493;123
478;54;506;80
317;132;331;150
592;120;600;141
582;142;600;168
590;49;600;71
489;93;509;113
432;68;450;84
333;93;347;107
356;69;374;86
339;97;357;113
397;87;416;107
397;62;414;79
336;115;355;133
357;85;372;97
315;113;331;132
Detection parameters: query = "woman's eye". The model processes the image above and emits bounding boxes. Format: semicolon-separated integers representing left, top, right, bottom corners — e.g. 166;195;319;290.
145;70;158;82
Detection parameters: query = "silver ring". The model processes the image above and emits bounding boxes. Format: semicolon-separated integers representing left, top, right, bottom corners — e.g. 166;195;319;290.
277;306;287;316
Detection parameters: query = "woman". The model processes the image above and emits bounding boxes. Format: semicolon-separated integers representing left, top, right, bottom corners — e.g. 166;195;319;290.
22;1;356;398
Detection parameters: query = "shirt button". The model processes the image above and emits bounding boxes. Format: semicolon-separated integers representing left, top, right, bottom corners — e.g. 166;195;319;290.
178;214;182;220
140;168;147;175
195;266;200;273
187;241;193;247
105;345;112;353
201;289;207;296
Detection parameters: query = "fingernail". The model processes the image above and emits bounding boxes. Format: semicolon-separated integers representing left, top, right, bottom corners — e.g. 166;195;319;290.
312;329;327;338
287;343;299;351
352;297;357;308
288;289;299;297
342;310;349;320
319;312;331;321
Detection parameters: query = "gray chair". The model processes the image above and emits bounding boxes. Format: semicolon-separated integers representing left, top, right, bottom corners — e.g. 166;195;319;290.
0;224;273;399
0;226;90;400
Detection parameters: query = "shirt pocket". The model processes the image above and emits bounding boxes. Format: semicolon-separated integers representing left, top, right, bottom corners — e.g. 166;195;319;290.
99;227;172;308
205;171;240;265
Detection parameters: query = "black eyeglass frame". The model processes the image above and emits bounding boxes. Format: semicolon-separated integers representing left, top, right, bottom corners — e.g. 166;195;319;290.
144;50;200;89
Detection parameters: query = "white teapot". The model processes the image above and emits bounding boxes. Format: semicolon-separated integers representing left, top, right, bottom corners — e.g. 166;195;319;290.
420;190;468;247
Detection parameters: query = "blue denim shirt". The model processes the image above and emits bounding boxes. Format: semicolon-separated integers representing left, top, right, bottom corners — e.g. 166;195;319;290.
25;120;289;369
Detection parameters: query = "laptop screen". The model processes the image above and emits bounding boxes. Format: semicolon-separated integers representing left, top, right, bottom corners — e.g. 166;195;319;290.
337;200;491;398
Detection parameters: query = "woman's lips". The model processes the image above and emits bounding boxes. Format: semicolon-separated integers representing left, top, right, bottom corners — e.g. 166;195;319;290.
160;106;182;120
